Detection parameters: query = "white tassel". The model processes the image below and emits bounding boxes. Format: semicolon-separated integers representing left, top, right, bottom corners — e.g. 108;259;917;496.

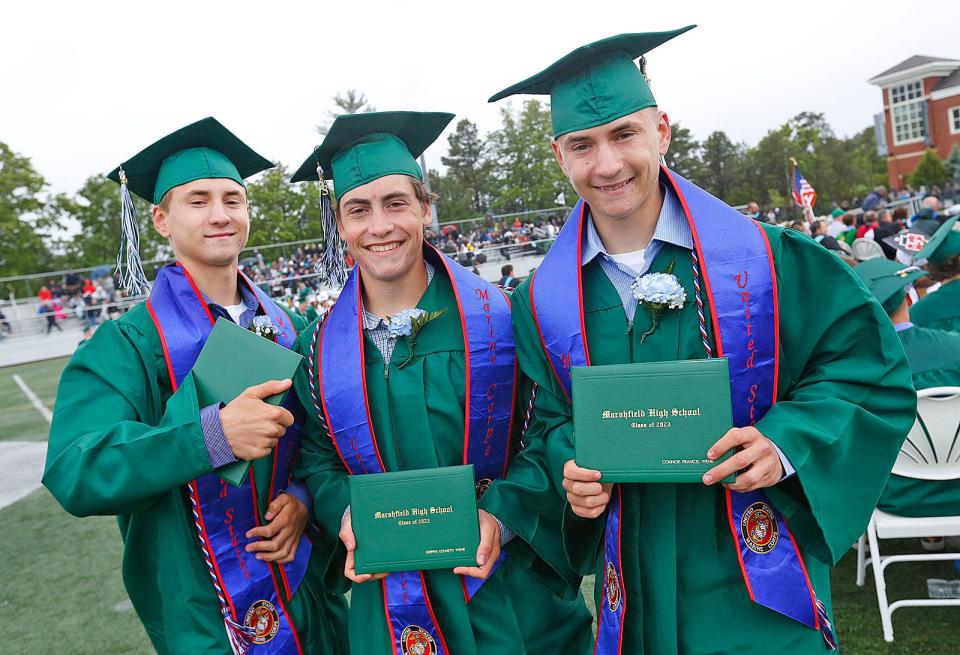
115;167;150;296
314;162;348;287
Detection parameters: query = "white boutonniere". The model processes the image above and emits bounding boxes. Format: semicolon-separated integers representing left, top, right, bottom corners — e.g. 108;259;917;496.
630;260;687;343
249;314;281;342
386;307;447;368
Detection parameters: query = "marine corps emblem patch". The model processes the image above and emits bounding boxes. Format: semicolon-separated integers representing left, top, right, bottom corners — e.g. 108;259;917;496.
244;599;280;644
400;624;437;655
475;478;492;500
605;561;622;612
740;501;779;554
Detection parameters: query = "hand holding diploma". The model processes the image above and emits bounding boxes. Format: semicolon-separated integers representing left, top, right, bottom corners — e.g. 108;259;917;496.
339;507;388;584
563;459;613;519
220;379;295;460
452;510;501;580
702;426;785;491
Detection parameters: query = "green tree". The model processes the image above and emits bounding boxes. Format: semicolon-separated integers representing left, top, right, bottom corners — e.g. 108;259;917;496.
247;164;323;246
665;122;702;182
0;142;57;277
430;170;473;222
438;118;493;218
55;175;167;270
316;89;376;135
699;131;744;202
946;144;960;181
908;148;950;189
488;100;574;213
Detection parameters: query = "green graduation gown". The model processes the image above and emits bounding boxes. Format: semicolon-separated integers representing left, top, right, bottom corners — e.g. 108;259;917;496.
43;301;348;655
910;279;960;334
293;268;593;655
500;226;916;654
877;325;960;517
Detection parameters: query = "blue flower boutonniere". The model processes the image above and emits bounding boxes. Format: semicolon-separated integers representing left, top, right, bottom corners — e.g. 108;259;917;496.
249;315;281;343
630;260;687;343
387;307;448;368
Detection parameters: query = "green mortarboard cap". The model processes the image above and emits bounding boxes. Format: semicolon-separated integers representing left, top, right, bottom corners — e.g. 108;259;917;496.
290;111;455;197
915;216;960;263
488;26;695;137
831;208;845;219
107;117;274;204
853;258;927;314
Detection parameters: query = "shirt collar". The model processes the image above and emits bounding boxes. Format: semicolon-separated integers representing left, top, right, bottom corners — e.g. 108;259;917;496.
361;261;435;331
581;180;694;266
203;276;260;313
894;321;914;332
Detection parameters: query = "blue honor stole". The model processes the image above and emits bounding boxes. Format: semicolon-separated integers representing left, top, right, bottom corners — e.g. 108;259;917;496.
531;168;836;652
308;244;517;655
147;263;311;655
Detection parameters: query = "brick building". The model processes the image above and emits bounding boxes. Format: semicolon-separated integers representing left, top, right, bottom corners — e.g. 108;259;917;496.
868;55;960;189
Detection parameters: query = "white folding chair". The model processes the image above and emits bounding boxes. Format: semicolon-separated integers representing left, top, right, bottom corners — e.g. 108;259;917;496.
855;386;960;641
852;237;885;261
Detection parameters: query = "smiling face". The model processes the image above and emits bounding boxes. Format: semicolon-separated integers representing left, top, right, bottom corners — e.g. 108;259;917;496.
552;108;671;225
152;178;249;269
336;174;431;285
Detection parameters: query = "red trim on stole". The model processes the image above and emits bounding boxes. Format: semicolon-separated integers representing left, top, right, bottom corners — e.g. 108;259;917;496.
528;270;573;399
188;480;241;621
249;467;305;655
146;301;178;393
660;169;725;356
421;571;451;655
380;578;400;655
755;223;781;400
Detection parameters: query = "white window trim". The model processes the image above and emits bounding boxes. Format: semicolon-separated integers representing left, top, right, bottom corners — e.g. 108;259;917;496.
888;82;928;146
950;106;960;135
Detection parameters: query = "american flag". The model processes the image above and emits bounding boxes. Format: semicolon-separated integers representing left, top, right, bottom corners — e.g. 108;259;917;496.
791;160;817;217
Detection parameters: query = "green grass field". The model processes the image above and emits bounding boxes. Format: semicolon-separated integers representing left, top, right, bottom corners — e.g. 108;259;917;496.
2;357;958;653
0;357;68;442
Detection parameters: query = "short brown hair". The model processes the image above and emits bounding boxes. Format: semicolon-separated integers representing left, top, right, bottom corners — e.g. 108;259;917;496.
927;255;960;282
335;176;438;215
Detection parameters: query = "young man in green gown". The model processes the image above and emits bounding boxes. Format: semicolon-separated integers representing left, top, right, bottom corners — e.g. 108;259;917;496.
910;216;960;334
289;111;593;655
43;118;348;654
854;258;960;520
482;27;916;653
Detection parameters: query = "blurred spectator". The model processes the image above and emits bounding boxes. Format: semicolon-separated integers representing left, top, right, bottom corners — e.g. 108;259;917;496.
812;220;842;252
38;302;63;334
861;185;887;212
497;265;519;291
837;214;858;245
856;211;880;239
910;196;943;233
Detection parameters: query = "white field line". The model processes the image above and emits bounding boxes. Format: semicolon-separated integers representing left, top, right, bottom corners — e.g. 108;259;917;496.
12;374;53;423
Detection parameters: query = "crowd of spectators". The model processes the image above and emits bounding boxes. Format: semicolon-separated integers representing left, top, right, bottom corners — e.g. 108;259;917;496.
16;185;957;338
426;212;564;267
785;193;958;270
31;274;124;338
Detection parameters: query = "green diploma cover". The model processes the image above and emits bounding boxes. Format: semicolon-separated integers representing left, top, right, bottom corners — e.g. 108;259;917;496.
572;358;735;482
349;464;480;574
193;318;303;486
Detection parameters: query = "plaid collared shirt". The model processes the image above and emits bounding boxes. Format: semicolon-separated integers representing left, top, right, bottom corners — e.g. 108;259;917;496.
361;262;435;363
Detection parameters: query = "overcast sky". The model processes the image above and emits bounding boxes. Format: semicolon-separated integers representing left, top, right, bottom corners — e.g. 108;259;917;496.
3;0;957;197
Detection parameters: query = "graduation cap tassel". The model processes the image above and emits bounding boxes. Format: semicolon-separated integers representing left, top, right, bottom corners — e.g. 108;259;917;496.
314;163;348;287
116;167;150;296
